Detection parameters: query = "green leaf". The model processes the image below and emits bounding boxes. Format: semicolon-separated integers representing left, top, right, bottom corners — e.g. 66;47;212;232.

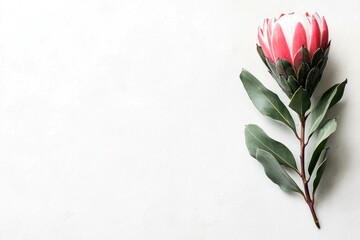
240;69;296;129
255;149;303;194
308;118;337;175
278;75;293;98
264;59;293;98
324;41;331;59
313;150;328;195
276;59;296;79
320;79;348;109
293;46;310;70
288;76;299;92
256;45;268;67
245;124;297;171
305;67;321;96
265;59;279;79
322;58;328;72
308;86;337;134
311;48;324;67
289;87;311;116
297;62;310;86
317;58;328;73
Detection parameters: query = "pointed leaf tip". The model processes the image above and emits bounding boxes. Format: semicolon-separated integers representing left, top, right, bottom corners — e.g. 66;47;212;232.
308;118;337;175
255;149;303;194
244;124;297;171
313;151;329;195
289;87;311;116
309;79;347;134
240;70;295;130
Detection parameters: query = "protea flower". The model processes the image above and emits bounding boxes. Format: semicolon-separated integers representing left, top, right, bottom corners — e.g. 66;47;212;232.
257;12;330;97
240;11;347;229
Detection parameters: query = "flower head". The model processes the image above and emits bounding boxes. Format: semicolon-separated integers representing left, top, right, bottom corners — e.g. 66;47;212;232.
257;12;330;97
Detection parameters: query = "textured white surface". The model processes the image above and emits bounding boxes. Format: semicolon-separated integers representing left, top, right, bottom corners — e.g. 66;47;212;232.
1;0;360;239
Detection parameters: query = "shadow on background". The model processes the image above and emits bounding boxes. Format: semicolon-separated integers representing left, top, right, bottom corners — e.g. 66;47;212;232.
310;56;350;204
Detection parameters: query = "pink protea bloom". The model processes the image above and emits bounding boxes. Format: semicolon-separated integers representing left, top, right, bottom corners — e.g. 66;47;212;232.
256;12;330;97
258;12;329;68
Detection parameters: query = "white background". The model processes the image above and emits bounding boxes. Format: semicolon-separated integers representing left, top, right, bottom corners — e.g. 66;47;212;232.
1;0;360;239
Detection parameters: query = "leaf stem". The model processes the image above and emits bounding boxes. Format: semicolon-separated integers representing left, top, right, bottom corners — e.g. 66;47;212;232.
299;115;320;229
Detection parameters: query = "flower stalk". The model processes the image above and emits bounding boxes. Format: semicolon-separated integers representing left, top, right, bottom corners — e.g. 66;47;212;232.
299;115;320;229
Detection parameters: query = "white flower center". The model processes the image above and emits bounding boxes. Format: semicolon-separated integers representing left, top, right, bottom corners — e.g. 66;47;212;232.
275;13;312;53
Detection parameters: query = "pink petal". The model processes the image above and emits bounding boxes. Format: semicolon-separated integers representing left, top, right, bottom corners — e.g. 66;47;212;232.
309;16;321;57
292;23;307;61
258;29;274;62
267;20;273;50
271;23;292;63
321;16;329;49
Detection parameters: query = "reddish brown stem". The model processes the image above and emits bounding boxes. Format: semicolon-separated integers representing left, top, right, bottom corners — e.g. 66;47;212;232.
299;116;320;229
